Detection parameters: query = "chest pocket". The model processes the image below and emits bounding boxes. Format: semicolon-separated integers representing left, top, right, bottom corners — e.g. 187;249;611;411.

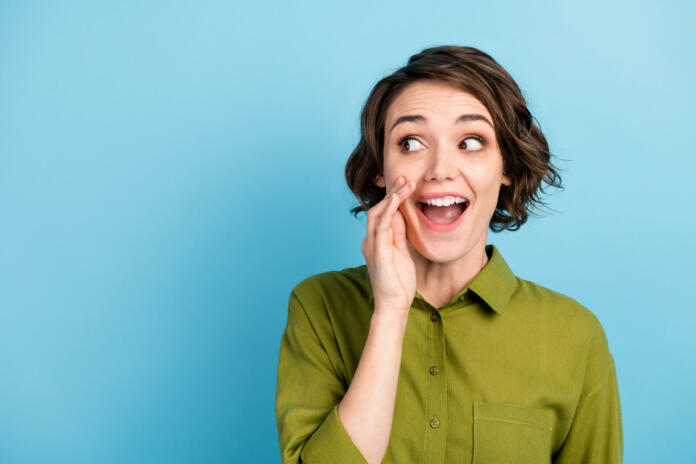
472;401;553;464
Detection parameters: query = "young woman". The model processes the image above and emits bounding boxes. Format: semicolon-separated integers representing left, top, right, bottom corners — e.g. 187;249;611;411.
276;45;622;464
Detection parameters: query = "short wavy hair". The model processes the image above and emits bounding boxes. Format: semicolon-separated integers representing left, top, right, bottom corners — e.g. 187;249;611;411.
344;45;564;232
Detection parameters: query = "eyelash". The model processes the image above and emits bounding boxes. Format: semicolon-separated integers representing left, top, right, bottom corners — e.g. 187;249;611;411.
396;135;487;153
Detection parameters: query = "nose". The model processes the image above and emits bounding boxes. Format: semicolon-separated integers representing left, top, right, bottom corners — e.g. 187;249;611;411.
424;143;458;182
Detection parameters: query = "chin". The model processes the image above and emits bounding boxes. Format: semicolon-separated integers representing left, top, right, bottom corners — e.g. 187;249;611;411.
425;246;467;264
407;231;468;264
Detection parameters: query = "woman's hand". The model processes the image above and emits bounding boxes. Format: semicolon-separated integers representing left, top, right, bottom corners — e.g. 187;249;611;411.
362;175;417;315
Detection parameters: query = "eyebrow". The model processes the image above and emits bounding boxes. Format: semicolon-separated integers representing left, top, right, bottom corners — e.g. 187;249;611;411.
389;113;494;134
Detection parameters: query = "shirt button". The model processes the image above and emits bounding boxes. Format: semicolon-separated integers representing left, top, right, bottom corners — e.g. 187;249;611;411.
429;418;440;429
430;312;439;322
429;365;439;375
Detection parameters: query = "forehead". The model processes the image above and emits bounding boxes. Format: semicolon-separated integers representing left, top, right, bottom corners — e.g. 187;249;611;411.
385;80;492;124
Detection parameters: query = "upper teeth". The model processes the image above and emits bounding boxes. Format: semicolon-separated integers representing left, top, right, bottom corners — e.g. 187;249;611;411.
422;196;468;207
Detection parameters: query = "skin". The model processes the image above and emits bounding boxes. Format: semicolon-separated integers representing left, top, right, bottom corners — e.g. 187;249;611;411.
337;80;513;463
374;79;512;308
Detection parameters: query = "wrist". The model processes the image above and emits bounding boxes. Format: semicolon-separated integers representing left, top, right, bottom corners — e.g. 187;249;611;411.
371;308;409;329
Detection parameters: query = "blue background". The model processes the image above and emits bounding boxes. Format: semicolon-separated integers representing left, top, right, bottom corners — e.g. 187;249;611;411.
1;1;694;462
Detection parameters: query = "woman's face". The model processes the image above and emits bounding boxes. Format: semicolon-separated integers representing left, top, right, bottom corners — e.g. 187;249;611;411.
375;79;511;262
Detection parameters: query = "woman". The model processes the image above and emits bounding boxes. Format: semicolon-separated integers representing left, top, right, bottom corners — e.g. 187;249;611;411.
275;45;622;464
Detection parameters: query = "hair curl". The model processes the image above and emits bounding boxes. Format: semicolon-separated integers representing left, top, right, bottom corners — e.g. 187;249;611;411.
344;45;565;232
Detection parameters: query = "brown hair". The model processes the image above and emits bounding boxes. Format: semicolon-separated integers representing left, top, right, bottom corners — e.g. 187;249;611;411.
344;45;565;232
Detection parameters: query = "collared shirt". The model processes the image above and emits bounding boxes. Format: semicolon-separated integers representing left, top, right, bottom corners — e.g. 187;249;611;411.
275;244;623;463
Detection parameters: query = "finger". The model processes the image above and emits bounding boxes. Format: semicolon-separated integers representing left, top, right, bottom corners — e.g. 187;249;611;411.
391;207;409;255
389;181;413;250
370;175;405;218
377;179;415;253
366;176;405;239
376;180;413;251
367;176;413;264
374;192;401;256
377;179;413;234
378;192;401;233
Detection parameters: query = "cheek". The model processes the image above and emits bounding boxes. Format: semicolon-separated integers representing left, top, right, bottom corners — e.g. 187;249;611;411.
473;171;504;194
398;203;418;226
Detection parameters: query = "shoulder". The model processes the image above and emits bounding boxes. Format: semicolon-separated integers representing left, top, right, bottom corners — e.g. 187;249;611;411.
286;266;373;360
291;264;370;304
514;277;613;390
514;277;608;342
288;265;372;327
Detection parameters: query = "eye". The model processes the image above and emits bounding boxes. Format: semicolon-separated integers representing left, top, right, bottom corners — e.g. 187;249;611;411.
397;135;487;153
460;136;486;151
397;136;424;153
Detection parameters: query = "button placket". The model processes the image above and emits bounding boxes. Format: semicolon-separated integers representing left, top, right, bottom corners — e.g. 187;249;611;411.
424;308;447;462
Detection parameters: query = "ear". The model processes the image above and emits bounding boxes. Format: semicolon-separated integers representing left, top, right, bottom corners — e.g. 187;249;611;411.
501;168;512;187
374;174;386;188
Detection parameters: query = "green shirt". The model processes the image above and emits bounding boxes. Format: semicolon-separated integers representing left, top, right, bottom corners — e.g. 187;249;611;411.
275;244;623;463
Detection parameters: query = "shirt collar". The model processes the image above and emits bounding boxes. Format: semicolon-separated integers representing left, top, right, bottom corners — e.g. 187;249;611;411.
366;244;517;315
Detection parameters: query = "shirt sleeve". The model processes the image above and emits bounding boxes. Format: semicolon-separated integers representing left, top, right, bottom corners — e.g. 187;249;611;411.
275;288;368;464
553;345;623;463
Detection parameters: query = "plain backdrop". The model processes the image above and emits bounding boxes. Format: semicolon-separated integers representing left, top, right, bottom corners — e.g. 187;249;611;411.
1;1;694;462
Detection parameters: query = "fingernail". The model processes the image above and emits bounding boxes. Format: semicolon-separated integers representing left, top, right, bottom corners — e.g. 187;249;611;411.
395;176;403;187
396;180;410;193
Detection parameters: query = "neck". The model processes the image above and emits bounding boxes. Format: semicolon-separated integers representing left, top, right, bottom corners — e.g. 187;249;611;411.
408;237;489;308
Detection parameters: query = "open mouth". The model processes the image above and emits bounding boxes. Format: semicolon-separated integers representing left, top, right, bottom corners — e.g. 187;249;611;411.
416;199;469;232
417;200;469;223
